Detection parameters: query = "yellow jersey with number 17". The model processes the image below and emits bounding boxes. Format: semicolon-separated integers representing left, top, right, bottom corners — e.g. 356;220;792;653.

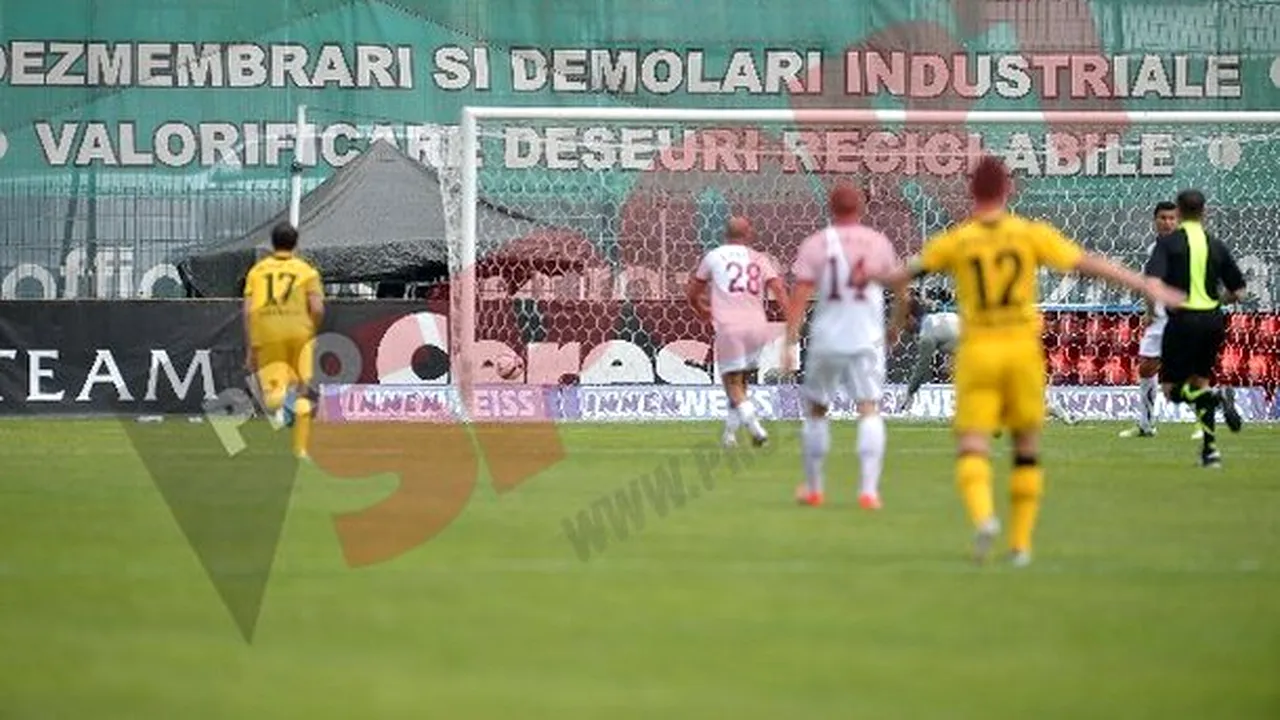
918;213;1084;344
243;251;323;345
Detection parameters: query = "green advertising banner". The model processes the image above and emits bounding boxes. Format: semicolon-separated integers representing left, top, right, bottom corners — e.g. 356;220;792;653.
2;0;1279;303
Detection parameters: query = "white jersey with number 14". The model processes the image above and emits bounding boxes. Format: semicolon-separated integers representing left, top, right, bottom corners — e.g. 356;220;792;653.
792;224;901;356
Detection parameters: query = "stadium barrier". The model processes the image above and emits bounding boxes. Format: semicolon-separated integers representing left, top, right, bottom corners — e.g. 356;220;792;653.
0;300;433;415
0;300;1275;419
320;383;1275;424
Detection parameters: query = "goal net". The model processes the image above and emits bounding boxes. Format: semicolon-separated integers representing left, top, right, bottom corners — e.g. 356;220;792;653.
451;108;1280;398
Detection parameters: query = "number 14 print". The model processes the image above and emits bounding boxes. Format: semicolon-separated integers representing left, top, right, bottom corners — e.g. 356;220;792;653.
827;257;869;301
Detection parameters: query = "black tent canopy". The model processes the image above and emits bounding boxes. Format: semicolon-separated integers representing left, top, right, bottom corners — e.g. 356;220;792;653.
179;140;594;298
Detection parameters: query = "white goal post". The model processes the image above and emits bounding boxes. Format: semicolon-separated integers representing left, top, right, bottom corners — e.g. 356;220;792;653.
454;106;1280;397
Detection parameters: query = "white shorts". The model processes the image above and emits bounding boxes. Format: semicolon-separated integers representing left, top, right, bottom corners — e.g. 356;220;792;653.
1139;317;1166;359
715;325;772;375
802;349;885;407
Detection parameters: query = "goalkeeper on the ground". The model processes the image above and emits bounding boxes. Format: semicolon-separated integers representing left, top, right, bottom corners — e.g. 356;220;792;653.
897;288;1077;425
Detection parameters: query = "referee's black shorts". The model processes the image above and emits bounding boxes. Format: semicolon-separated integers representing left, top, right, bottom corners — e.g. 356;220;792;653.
1159;309;1226;386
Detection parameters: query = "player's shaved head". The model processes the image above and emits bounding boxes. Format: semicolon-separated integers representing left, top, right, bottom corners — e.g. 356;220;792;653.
271;222;299;251
725;216;753;243
829;182;864;221
969;155;1011;204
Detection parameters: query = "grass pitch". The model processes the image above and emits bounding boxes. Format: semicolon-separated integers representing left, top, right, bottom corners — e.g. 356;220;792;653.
1;418;1278;719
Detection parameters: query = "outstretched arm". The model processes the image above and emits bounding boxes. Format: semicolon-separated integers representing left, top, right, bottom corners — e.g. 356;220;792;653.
877;264;918;290
1075;254;1186;308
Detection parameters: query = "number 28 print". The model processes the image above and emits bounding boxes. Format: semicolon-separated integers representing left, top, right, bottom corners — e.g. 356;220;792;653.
726;262;763;295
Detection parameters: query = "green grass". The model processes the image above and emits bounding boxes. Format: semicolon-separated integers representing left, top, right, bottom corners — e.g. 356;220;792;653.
2;418;1279;719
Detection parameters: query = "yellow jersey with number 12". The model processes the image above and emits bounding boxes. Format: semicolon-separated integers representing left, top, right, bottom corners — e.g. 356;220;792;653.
243;251;323;345
918;213;1083;344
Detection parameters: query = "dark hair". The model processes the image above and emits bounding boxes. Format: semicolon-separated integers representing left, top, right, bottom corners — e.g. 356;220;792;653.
271;221;299;251
969;155;1010;203
1153;201;1177;217
1176;190;1206;220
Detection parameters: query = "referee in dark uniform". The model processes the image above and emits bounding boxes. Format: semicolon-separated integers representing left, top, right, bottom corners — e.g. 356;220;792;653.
1143;189;1247;468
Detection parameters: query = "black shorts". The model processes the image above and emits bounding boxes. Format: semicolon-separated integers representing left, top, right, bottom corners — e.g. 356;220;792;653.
1159;310;1225;385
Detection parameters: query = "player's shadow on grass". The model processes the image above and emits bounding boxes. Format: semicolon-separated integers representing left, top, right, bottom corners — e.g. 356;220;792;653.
123;419;299;642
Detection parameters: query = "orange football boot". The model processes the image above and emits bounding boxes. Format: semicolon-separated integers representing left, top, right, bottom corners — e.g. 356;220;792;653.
795;485;824;507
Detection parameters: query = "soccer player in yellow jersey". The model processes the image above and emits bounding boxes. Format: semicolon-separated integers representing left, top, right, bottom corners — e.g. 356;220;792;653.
243;222;325;459
881;156;1186;566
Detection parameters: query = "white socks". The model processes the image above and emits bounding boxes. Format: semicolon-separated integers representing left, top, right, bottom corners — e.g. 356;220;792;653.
801;413;886;498
1139;375;1157;433
802;416;830;493
723;405;742;443
737;399;767;441
857;413;886;497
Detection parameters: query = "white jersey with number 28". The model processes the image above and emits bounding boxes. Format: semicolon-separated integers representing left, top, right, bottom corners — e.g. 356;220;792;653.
694;244;778;330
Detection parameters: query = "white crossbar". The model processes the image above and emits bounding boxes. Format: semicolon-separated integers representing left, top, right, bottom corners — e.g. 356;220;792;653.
464;107;1280;125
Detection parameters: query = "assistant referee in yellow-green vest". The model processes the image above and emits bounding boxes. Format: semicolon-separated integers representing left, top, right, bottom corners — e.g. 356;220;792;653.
1143;189;1247;468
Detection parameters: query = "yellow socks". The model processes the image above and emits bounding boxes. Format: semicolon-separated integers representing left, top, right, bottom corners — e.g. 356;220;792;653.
955;454;995;529
1009;460;1044;554
957;451;1045;557
292;397;313;457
